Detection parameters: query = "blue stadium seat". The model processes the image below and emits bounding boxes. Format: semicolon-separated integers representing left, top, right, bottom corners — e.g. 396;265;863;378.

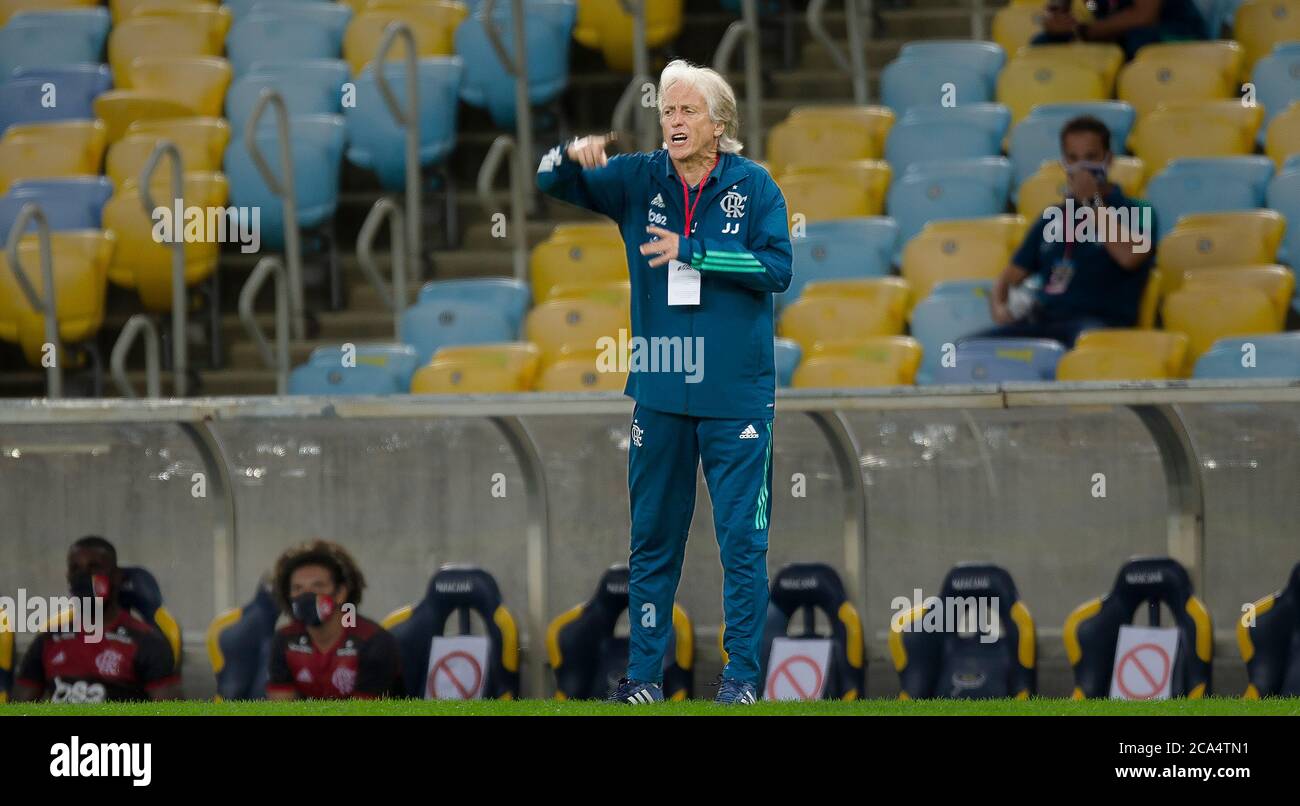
881;43;1003;115
778;217;899;311
223;114;346;250
0;9;112;79
930;337;1065;383
288;343;420;395
1146;156;1273;241
226;71;342;133
1192;333;1300;378
774;337;801;387
0;176;113;236
896;40;1007;84
1267;164;1300;265
344;57;463;190
1009;101;1136;188
886;157;1013;247
1252;49;1300;146
207;581;279;701
0;65;112;134
243;58;349;107
117;566;183;667
399;299;517;365
416;277;531;336
909;280;995;384
226;9;339;76
245;0;351;45
884;103;1011;178
454;0;576;129
225;0;331;18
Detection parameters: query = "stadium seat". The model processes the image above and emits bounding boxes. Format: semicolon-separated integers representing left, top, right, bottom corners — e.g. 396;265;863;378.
530;229;627;304
777;160;892;224
228;9;342;76
1162;284;1280;373
896;40;1007;84
931;337;1065;383
909;281;996;384
0;176;113;236
1057;345;1175;380
1157;210;1285;281
399;299;516;365
887;157;1013;248
533;349;628;391
242;0;351;44
922;214;1028;254
1252;48;1300;146
1180;264;1295;326
1143;157;1273;241
778;293;907;354
748;563;864;700
226;71;342;134
117;566;183;667
545;280;630;308
1238;561;1300;697
900;222;1011;304
1129;102;1263;179
571;0;682;72
1133;40;1245;85
345;57;463;190
991;3;1047;56
416;277;530;335
0;0;100;26
1193;332;1300;377
288;342;420;395
1016;157;1147;217
1008;101;1136;188
524;297;628;365
766;106;891;176
793;336;923;388
1074;328;1189;378
0;606;11;701
0;120;107;195
880;52;999;115
1015;42;1125;91
890;563;1036;699
410;342;541;393
343;2;467;75
106;118;231;188
128;56;232;118
773;337;801;388
381;565;521;699
93;91;199;143
883;104;1012;178
548;564;693;700
0;7;110;78
998;58;1108;125
112;0;214;23
108;14;224;89
1265;100;1300;169
1267;164;1300;263
778;217;898;311
1064;556;1212;698
1117;54;1233;118
206;579;278;701
1235;0;1300;80
0;65;112;135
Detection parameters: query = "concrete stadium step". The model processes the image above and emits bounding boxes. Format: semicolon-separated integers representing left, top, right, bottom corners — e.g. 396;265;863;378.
219;310;400;344
799;36;912;71
227;339;343;370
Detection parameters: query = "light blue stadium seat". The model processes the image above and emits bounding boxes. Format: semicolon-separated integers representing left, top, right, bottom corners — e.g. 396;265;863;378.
288;342;420;394
226;10;339;76
884;104;1011;178
226;0;332;17
416;277;531;337
245;58;349;99
454;0;576;129
1009;101;1136;188
245;0;351;44
881;58;996;115
344;57;463;190
773;337;801;388
931;337;1065;383
1;64;112;134
0;9;111;78
223;114;346;250
909;281;995;384
887;157;1013;248
1146;157;1273;241
399;299;517;365
1267;165;1300;265
897;40;1007;83
1193;333;1300;378
778;217;899;312
0;176;113;237
226;72;341;133
1251;50;1300;146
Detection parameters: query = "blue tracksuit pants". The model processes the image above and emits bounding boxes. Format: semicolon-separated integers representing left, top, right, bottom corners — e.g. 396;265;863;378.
626;403;774;687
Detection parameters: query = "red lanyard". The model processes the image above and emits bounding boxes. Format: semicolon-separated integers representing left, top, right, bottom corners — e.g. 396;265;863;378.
680;154;718;237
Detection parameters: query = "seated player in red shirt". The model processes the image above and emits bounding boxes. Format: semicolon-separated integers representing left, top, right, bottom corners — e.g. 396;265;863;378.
13;536;180;702
266;540;403;700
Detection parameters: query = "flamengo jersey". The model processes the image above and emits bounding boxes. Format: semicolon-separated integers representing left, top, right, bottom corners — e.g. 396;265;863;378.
267;615;403;699
16;610;177;702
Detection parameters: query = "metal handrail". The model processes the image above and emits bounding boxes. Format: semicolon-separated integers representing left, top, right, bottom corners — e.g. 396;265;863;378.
110;314;161;398
245;88;305;341
477;134;527;280
374;22;422;280
481;0;535;216
617;0;654;152
355;198;408;339
713;0;763;160
139;140;189;397
238;256;291;394
808;0;869;104
5;203;60;398
971;0;986;42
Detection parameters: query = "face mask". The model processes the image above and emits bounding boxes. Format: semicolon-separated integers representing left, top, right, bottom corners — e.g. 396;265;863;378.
291;592;336;627
70;572;111;600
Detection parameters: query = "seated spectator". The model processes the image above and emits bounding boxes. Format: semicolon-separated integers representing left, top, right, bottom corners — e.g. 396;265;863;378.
14;536;180;703
1034;0;1206;60
267;540;403;700
971;116;1155;348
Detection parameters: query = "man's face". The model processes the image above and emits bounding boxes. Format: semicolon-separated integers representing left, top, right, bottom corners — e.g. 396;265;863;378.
660;82;721;164
67;547;116;595
289;564;343;603
1061;130;1111;170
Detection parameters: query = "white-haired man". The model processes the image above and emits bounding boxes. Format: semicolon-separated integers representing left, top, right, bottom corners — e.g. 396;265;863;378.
537;59;793;704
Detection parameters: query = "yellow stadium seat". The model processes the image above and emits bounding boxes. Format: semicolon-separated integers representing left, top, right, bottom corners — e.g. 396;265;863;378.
128;1;231;48
530;234;628;304
545;281;631;310
343;3;468;75
789;105;895;140
128;56;232;118
766;107;894;176
1016;157;1147;216
1151;99;1264;144
1117;56;1232;117
777;160;891;223
992;5;1046;56
900;227;1010;304
804;335;923;384
1057;346;1173;380
1180;264;1295;327
524;298;629;365
1235;0;1300;79
922;215;1029;255
108;15;224;88
0;121;107;193
1157;226;1282;292
410;342;541;393
111;0;214;23
793;357;908;389
0;0;95;24
1265;101;1300;169
778;295;905;354
1014;42;1125;91
101;172;229;310
549;221;622;245
1161;284;1280;372
534;349;629;391
106;117;231;188
0;231;115;367
1074;328;1189;377
1138;267;1161;329
1133;40;1245;85
997;57;1108;124
93;91;198;143
1169;210;1286;258
1129;104;1257;179
800;277;910;322
572;0;683;72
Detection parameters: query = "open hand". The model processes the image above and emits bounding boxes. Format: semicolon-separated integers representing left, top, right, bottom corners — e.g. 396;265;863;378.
640;226;680;268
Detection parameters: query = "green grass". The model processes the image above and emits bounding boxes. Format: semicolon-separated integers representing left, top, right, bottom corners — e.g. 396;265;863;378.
4;697;1298;716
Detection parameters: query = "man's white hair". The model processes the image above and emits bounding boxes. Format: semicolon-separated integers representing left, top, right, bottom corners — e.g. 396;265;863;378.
656;59;743;154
